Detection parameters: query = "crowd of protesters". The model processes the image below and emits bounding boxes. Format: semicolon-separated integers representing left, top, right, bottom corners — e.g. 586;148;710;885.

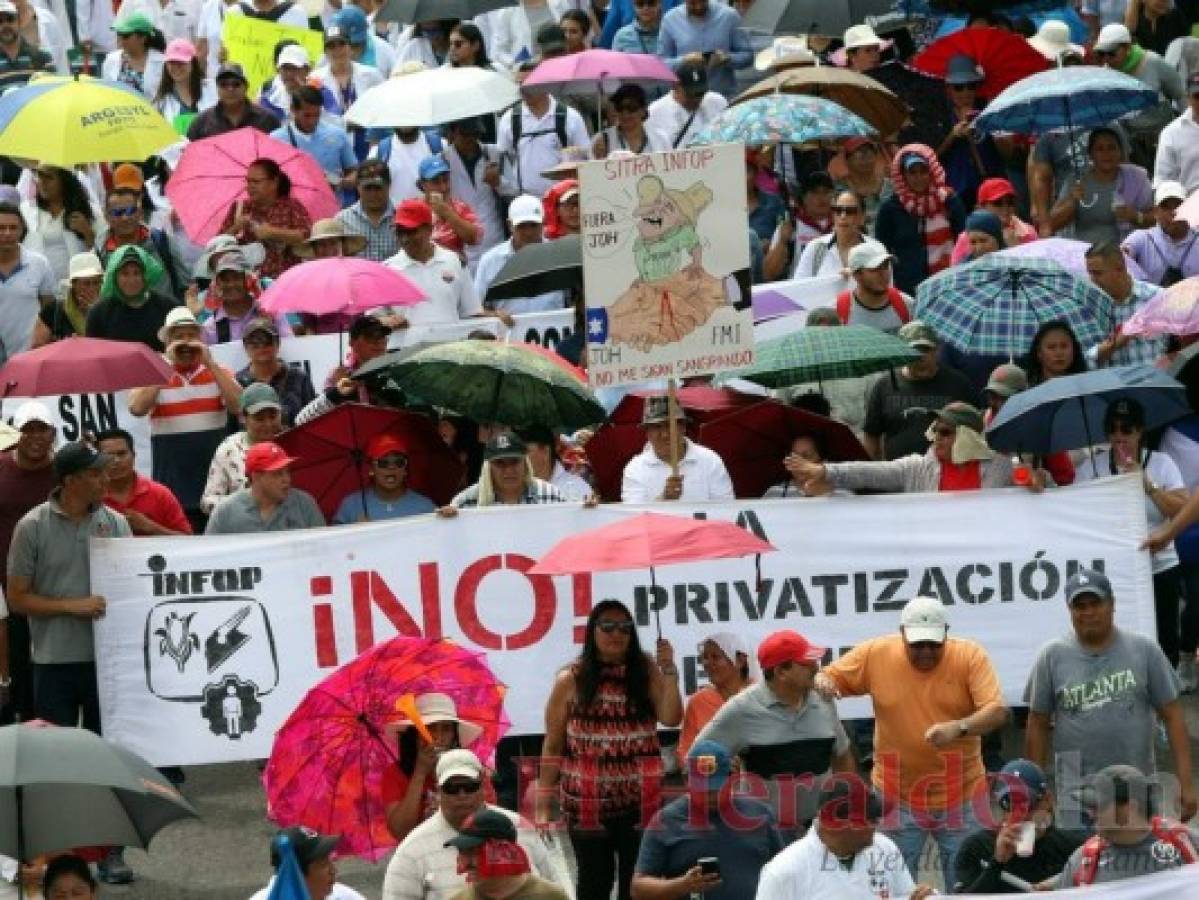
4;0;1199;897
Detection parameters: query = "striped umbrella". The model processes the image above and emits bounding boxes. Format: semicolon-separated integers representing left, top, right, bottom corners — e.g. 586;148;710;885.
914;256;1112;357
721;325;919;388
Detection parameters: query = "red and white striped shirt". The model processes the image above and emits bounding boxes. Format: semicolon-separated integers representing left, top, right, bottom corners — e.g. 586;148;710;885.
150;365;231;436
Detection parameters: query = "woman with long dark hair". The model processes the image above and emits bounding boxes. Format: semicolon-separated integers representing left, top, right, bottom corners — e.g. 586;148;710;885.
220;158;312;278
447;21;494;69
101;13;165;99
538;599;681;900
154;39;214;125
23;165;97;281
1023;319;1088;386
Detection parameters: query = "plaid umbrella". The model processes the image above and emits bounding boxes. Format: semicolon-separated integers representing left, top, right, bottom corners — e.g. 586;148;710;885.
721;325;919;388
914;256;1112;356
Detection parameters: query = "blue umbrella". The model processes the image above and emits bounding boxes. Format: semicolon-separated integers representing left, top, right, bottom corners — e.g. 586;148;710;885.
985;364;1189;455
974;66;1158;136
686;95;875;148
267;834;310;900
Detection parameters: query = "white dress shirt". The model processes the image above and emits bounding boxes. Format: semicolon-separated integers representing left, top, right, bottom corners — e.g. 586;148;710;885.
621;438;735;503
647;91;728;150
496;98;591;199
384;244;481;325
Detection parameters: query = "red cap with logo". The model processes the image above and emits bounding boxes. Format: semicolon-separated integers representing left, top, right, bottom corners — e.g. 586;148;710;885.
757;629;827;670
244;441;297;475
394;199;433;230
366;432;408;461
977;177;1017;205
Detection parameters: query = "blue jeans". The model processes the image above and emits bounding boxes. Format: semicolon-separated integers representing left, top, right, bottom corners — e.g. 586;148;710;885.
884;799;980;891
33;662;100;733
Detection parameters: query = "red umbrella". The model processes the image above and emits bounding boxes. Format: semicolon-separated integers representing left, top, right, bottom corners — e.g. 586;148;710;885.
275;404;463;520
697;401;869;499
585;386;764;501
911;27;1048;100
529;512;777;637
0;336;173;396
165;127;340;244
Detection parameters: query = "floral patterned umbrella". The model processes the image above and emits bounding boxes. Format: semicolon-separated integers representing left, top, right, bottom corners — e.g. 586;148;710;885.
263;636;509;862
686;95;875;148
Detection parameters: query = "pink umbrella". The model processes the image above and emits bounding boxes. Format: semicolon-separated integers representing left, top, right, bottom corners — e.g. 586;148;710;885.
165;127;340;244
0;337;173;396
522;49;677;94
256;257;425;318
1123;278;1199;337
997;237;1149;282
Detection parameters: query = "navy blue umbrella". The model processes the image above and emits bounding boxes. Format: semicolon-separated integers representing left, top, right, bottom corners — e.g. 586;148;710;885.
986;365;1189;455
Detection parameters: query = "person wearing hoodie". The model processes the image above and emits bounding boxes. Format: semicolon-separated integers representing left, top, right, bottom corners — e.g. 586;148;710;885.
874;144;966;295
84;244;180;352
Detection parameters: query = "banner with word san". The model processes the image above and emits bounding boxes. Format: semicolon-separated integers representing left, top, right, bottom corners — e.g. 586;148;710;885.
0;309;574;475
580;144;753;388
221;16;325;93
91;477;1152;766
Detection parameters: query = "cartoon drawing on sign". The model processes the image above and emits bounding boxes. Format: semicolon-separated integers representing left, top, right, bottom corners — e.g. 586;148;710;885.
607;175;726;352
155;611;200;674
205;605;252;673
201;674;261;739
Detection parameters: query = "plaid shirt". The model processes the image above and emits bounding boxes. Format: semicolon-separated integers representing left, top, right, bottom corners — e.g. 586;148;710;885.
451;478;564;508
337;202;398;262
1100;280;1167;368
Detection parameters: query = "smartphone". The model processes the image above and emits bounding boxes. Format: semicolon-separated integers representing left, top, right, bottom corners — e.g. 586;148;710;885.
698;857;720;877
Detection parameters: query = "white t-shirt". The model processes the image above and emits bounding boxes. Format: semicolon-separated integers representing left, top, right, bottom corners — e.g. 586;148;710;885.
647;91;728;151
369;133;435;205
496;99;592;200
1075;447;1184;573
755;826;915;900
621;438;735;503
384;244;481;325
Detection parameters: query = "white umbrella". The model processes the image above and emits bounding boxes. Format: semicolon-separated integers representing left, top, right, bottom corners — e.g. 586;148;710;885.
345;67;520;129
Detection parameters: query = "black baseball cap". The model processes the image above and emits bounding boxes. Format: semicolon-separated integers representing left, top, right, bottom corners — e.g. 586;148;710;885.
444;808;517;850
677;60;708;97
53;441;111;482
215;62;248;84
270;826;340;870
349;313;392;340
484;432;526;461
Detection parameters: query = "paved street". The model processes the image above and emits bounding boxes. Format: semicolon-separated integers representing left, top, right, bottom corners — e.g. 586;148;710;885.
67;695;1199;898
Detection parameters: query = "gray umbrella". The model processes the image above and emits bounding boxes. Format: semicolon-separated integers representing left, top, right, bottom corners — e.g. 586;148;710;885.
485;236;582;303
740;0;896;36
378;0;516;23
0;725;198;861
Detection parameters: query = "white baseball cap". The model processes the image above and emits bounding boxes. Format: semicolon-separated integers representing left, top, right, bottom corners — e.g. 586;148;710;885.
1095;23;1132;53
277;44;310;69
899;596;948;644
436;748;484;786
68;251;103;280
1155;180;1187;205
12;401;54;430
848;239;894;272
509;194;544;226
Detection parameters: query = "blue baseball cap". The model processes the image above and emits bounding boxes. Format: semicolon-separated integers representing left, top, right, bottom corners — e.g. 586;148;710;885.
687;739;733;789
418;155;450;181
992;759;1048;812
331;5;369;44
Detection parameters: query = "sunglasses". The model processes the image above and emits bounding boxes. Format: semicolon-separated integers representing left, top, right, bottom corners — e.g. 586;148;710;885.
831;205;861;215
243;335;275;347
108;206;138;218
441;780;482;796
374;455;408;469
597;620;635;634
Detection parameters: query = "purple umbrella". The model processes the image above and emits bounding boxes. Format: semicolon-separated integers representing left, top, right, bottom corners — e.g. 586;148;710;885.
753;289;806;323
998;237;1149;282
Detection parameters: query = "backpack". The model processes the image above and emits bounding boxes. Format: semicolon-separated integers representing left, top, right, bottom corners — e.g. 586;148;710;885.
836;287;911;326
376;130;442;164
238;1;295;21
1072;816;1199;886
509;102;569;192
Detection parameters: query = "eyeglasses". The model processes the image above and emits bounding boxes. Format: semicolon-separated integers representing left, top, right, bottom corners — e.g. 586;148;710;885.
1108;422;1139;435
374;455;408;469
933;426;957;438
108;206;138;218
831;205;861;215
597;620;635;634
441;780;482;796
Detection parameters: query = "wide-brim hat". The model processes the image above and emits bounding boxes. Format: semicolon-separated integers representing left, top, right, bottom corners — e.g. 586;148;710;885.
295;218;367;257
391;692;484;747
755;35;816;72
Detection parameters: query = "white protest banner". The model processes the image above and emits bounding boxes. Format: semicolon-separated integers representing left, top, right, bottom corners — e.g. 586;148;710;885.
580;145;753;388
974;866;1199;897
92;477;1153;766
0;393;153;475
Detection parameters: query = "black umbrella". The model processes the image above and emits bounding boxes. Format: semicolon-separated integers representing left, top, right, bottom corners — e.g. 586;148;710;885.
740;0;896;36
379;0;516;23
0;724;197;863
484;236;582;304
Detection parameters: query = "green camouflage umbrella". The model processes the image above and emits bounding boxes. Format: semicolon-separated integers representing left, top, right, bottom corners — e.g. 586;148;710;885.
356;340;605;431
724;324;919;388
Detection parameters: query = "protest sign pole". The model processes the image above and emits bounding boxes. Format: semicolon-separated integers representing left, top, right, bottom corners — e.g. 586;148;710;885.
667;377;680;478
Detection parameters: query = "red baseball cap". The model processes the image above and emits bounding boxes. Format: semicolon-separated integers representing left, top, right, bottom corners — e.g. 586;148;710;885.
365;432;408;461
757;630;826;670
244;441;297;475
394;199;433;230
977;177;1017;205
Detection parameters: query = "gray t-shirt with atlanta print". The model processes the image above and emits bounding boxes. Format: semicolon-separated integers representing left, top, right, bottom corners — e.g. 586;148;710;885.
1025;629;1179;817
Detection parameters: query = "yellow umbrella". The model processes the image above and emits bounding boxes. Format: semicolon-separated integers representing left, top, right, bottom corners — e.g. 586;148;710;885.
0;74;178;166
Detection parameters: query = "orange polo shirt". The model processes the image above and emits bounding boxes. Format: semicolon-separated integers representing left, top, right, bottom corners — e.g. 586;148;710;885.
824;634;1004;812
